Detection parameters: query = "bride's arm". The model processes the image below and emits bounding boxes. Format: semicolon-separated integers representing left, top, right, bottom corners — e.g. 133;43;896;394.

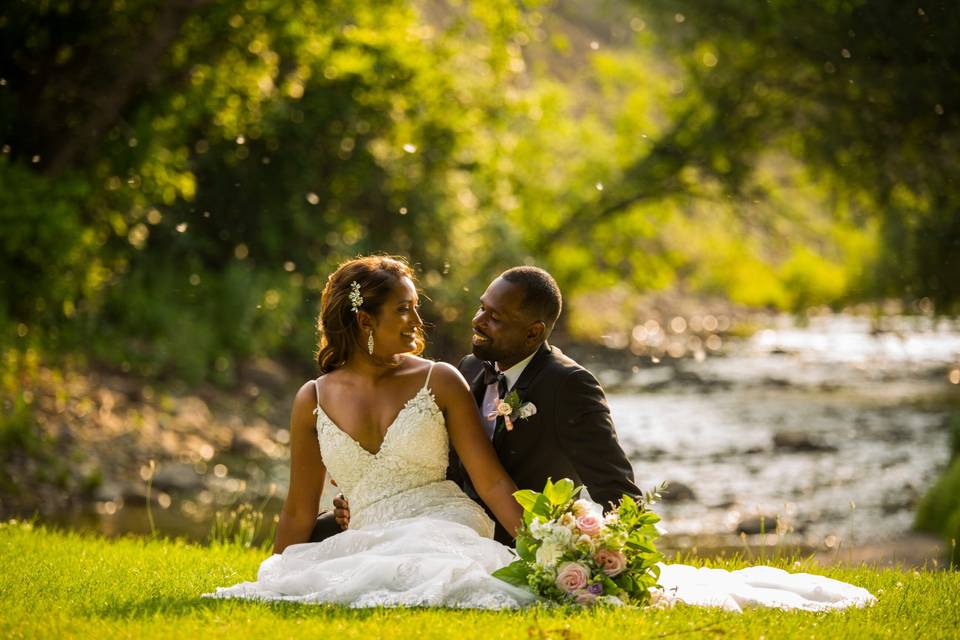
431;363;523;537
273;381;326;554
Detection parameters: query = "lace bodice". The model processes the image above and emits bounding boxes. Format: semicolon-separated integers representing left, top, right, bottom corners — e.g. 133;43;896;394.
312;363;460;528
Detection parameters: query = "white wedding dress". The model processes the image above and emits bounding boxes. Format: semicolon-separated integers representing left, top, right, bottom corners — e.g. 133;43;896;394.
205;364;875;611
205;364;535;608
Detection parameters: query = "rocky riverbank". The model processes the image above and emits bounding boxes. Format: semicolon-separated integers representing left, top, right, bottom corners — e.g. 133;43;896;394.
1;359;300;527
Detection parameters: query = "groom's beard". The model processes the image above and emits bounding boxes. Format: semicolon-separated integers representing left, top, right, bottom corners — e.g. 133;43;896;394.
471;336;508;364
471;341;496;362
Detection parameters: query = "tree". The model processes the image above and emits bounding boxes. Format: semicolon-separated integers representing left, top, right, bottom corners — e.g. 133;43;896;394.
0;0;533;376
576;0;960;309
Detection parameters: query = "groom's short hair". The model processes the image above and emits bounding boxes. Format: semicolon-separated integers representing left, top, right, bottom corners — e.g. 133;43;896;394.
500;266;562;336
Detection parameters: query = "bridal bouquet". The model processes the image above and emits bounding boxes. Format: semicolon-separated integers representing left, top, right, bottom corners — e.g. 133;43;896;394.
493;478;664;607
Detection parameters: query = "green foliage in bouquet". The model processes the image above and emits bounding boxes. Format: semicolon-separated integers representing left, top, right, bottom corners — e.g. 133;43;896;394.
493;478;664;607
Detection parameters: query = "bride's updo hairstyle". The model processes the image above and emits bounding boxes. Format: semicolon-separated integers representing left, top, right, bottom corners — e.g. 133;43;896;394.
315;255;424;373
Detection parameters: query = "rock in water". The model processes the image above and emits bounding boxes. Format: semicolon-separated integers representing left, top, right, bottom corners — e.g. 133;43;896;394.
772;431;837;453
151;463;205;492
661;481;697;502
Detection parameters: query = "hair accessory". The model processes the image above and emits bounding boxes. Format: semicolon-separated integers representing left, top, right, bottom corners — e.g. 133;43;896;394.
349;281;363;313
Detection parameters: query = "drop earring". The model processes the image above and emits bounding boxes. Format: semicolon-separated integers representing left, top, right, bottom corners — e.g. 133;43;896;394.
368;331;375;355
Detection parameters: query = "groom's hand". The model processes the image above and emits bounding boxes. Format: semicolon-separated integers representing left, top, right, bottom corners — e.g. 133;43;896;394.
333;493;350;529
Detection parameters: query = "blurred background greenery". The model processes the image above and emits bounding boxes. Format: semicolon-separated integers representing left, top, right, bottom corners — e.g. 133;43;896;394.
2;0;957;382
1;0;958;558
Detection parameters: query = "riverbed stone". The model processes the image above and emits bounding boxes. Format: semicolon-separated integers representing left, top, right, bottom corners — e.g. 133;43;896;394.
120;483;151;506
661;481;697;502
736;513;780;535
92;482;123;502
881;484;920;514
151;462;205;492
772;431;838;452
629;446;667;461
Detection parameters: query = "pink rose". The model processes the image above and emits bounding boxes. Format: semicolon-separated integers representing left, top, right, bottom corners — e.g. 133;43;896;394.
554;561;590;594
574;589;597;606
576;513;603;537
594;548;627;577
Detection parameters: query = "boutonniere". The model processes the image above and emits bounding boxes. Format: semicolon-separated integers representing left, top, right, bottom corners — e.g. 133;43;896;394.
488;389;537;432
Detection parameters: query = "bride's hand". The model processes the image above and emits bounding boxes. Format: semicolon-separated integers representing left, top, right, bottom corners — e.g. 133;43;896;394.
333;493;351;529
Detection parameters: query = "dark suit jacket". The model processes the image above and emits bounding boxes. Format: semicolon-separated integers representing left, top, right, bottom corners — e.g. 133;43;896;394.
449;341;641;545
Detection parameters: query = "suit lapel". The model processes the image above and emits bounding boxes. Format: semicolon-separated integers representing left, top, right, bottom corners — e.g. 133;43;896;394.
492;342;553;450
469;368;487;408
511;341;552;395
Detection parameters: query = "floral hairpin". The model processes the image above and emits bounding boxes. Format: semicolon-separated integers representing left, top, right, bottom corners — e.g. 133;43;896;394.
348;281;363;313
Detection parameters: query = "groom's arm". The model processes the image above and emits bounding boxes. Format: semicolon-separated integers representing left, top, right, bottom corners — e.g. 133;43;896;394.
554;367;641;511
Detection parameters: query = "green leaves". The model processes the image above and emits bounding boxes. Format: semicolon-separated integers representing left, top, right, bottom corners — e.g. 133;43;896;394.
515;535;536;563
514;478;582;525
514;490;550;517
491;560;531;587
542;478;579;509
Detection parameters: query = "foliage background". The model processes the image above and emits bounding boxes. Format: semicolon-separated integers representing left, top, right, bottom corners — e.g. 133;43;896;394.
1;0;957;385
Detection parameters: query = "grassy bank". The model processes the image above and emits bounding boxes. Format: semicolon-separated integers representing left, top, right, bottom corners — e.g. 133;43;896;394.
1;522;958;639
915;414;960;566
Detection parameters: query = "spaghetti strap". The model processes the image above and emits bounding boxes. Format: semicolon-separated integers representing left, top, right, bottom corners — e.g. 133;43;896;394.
422;361;436;390
312;378;321;416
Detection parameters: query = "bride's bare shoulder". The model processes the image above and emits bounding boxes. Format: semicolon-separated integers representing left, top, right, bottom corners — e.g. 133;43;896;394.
423;361;470;398
291;378;320;422
400;354;435;370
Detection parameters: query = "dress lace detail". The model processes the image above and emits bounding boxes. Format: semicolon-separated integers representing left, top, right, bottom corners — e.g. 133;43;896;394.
315;386;454;527
204;363;535;609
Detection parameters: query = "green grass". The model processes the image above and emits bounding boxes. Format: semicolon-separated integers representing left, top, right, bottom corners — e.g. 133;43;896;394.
1;521;958;639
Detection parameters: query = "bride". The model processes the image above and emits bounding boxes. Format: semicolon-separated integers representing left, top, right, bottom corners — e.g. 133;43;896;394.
206;256;875;612
206;255;536;608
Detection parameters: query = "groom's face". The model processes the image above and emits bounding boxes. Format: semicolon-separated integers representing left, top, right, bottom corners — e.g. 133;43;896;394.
471;277;540;369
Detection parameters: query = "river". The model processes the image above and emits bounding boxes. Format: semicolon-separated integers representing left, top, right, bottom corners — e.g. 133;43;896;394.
598;313;959;554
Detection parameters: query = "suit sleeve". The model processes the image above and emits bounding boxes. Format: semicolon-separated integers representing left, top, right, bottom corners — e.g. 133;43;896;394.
446;355;473;486
555;367;641;511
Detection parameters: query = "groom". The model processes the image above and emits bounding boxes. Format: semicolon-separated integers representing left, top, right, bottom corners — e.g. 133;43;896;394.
312;266;641;545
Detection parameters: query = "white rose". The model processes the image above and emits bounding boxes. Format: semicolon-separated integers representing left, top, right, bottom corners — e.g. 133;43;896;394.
529;517;547;540
558;512;577;530
535;541;563;567
597;595;624;607
576;534;595;550
546;522;574;546
517;402;537;419
572;499;595;517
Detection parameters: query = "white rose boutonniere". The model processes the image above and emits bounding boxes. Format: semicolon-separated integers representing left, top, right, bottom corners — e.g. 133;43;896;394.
487;390;536;432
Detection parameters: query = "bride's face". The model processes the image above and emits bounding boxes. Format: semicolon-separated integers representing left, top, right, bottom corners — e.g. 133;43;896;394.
370;276;423;355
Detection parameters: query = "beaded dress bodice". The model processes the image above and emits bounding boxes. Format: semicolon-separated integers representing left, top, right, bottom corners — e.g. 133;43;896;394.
311;363;492;534
314;381;450;523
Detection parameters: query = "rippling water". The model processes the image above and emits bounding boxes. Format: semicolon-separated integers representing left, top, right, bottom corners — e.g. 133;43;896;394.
603;314;960;548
